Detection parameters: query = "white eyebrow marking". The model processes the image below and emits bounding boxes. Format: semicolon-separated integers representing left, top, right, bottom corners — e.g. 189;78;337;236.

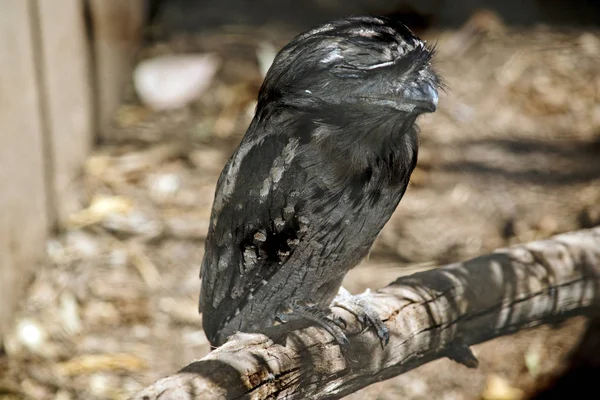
362;60;395;70
346;27;380;38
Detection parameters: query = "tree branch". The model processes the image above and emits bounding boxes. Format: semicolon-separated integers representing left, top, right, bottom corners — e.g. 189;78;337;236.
131;227;600;400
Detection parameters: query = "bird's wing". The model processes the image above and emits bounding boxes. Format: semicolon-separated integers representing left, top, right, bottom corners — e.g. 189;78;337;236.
200;130;309;316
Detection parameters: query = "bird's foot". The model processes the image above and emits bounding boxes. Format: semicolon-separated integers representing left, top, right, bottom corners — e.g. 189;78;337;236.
276;302;349;346
331;286;389;346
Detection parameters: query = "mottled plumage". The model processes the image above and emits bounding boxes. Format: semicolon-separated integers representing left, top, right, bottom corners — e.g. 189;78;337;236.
200;16;440;346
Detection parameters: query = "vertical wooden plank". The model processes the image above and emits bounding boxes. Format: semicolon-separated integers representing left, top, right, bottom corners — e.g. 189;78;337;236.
34;0;93;226
89;0;147;139
0;0;49;341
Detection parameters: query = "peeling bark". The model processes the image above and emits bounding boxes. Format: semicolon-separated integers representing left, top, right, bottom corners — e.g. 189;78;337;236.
131;227;600;400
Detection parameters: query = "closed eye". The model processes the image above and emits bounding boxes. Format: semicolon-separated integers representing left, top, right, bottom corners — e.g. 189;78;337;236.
361;60;395;70
332;58;394;73
330;63;363;78
333;63;358;70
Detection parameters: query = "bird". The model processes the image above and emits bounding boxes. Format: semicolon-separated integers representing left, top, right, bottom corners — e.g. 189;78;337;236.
199;15;440;347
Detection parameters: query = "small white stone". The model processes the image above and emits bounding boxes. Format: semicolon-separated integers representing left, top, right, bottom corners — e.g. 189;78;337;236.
88;373;114;397
134;54;221;111
17;319;46;351
148;173;180;200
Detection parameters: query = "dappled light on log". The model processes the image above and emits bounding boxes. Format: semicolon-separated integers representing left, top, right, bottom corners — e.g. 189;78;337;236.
132;227;600;399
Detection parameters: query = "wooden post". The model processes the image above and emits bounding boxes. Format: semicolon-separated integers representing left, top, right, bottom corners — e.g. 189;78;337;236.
0;0;146;343
33;0;94;226
88;0;147;139
0;0;50;341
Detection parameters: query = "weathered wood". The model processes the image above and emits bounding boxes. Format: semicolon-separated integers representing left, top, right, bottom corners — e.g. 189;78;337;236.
88;0;147;138
0;0;49;342
33;0;93;226
132;227;600;400
0;0;148;344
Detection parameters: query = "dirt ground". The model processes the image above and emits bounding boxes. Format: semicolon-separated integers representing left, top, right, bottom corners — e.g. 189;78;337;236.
1;9;600;400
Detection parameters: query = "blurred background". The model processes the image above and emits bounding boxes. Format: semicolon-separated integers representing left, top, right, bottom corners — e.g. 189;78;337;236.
1;0;599;399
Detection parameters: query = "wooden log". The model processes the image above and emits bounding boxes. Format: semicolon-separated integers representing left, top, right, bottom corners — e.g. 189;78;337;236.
132;227;600;399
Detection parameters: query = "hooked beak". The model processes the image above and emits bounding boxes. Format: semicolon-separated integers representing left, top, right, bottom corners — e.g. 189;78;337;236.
404;80;438;113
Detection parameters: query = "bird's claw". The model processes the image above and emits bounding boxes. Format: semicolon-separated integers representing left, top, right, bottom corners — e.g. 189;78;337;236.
277;303;350;346
332;286;389;346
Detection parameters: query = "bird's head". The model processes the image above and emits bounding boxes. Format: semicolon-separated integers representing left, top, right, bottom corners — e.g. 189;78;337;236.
257;16;440;117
